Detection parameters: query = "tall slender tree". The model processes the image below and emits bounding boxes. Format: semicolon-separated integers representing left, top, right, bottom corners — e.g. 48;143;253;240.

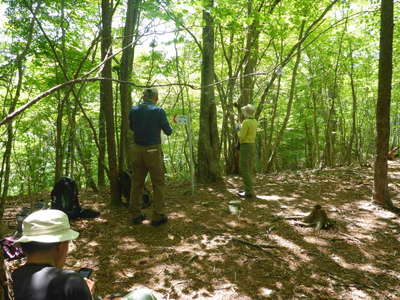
119;0;141;172
374;0;397;211
197;0;221;182
101;0;120;205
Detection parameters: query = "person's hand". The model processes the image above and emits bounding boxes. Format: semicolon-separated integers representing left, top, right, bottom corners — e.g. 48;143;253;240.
84;278;95;294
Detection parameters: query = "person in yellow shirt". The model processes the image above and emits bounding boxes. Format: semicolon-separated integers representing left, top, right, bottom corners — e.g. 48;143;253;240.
238;104;258;198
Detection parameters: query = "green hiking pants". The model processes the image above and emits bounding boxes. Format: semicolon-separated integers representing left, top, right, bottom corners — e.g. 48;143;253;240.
239;143;256;195
130;144;165;221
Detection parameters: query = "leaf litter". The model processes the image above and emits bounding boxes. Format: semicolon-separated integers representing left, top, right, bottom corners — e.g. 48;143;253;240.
4;162;400;299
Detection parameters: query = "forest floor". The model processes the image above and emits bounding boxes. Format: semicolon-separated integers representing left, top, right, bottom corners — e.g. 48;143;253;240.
5;161;400;299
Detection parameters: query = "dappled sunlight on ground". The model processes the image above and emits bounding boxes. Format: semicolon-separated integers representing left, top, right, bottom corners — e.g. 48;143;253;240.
269;234;312;264
303;235;329;247
4;162;400;298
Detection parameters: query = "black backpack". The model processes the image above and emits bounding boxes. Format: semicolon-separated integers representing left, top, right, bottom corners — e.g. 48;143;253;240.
51;177;81;219
51;177;99;220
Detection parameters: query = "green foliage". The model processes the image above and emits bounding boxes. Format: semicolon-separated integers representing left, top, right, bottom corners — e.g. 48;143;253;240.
0;0;393;196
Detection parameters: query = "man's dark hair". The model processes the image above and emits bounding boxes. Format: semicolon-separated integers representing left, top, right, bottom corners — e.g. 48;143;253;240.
20;241;61;254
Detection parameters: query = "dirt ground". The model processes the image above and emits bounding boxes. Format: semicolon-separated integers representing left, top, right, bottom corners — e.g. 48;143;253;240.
4;162;400;299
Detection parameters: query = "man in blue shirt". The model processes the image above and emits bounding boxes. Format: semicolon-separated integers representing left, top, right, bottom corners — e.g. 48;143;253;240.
129;88;172;226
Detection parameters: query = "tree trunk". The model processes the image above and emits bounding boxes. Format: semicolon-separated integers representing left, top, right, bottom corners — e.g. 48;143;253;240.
374;0;396;210
98;103;106;186
101;0;120;205
197;0;221;182
239;0;261;108
76;134;98;193
216;27;241;175
54;90;66;182
65;103;77;178
119;0;141;172
347;45;358;165
0;3;37;217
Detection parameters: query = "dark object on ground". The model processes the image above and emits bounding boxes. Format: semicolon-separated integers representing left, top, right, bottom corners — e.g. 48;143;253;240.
131;214;146;225
119;171;151;209
388;146;399;160
303;204;332;230
0;236;24;260
237;191;254;199
151;215;168;227
51;177;100;220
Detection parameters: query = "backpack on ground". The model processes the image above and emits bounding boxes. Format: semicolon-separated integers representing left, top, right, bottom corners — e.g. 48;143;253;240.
51;177;99;220
119;171;151;209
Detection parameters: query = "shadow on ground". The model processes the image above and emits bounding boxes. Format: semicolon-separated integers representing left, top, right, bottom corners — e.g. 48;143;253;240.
5;162;400;299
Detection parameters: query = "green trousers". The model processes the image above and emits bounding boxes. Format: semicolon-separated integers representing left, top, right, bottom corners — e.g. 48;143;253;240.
239;143;256;195
130;144;165;221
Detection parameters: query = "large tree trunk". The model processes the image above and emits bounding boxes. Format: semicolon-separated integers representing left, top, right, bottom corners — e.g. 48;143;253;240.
374;0;396;210
101;0;120;205
119;0;141;172
197;0;221;182
238;0;261;109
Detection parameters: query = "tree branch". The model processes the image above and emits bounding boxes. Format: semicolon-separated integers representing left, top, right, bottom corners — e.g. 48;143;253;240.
0;77;197;126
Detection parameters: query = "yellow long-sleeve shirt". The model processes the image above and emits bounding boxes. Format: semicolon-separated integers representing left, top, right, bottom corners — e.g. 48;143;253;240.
239;118;258;144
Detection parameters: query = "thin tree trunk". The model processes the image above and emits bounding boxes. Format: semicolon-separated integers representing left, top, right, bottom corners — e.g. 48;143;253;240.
323;17;347;168
311;90;320;167
0;2;37;217
65;103;77;178
266;21;305;171
217;27;241;174
255;0;339;119
98;101;106;186
347;45;358;165
101;0;120;205
54;89;66;181
76;134;98;193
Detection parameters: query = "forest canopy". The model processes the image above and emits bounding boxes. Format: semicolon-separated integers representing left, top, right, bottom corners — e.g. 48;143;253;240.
0;0;397;200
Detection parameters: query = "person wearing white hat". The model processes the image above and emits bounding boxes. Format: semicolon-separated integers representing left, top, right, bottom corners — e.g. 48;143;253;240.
12;209;93;300
237;104;258;198
12;209;158;300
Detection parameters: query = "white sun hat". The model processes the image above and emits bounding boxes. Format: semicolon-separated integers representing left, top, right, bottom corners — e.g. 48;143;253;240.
15;209;79;244
122;288;158;300
241;104;256;118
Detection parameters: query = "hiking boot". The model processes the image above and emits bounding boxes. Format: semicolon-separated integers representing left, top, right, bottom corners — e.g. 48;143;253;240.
150;215;168;227
237;192;255;199
131;214;145;225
